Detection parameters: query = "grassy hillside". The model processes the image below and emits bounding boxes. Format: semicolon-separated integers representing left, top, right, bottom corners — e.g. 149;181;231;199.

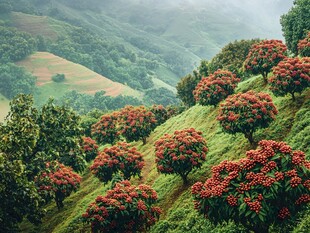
16;52;142;106
21;75;310;232
0;94;9;122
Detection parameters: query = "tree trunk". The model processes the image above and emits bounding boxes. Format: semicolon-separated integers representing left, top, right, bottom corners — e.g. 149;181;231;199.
142;137;147;145
291;92;296;101
245;131;255;146
262;72;268;84
181;174;188;185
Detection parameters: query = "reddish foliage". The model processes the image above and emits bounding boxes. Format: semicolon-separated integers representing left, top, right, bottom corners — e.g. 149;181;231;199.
150;104;169;126
81;136;99;162
194;69;240;106
154;128;208;184
244;39;287;81
298;31;310;57
269;57;310;100
192;140;310;232
118;105;157;144
81;180;161;233
35;162;81;209
217;90;278;144
90;142;144;183
91;112;120;145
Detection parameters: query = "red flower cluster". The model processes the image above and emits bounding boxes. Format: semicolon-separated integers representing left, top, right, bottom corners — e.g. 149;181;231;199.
35;162;81;208
90;142;144;183
269;57;310;100
155;128;208;183
297;31;310;57
81;136;99;162
192;140;310;228
244;39;287;81
91;112;120;145
217;90;278;144
193;69;240;106
81;180;161;233
118;105;157;144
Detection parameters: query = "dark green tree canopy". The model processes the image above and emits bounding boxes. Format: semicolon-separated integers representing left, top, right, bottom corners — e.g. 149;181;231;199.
281;0;310;54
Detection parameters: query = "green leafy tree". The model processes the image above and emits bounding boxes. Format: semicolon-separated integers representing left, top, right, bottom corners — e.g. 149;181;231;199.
176;71;201;108
0;152;45;232
281;0;310;54
194;69;240;107
269;57;310;101
118;106;157;145
154;128;208;184
217;91;278;145
244;40;287;83
0;95;44;231
37;99;86;172
297;31;310;57
208;39;260;79
192;140;310;233
82;180;161;233
90;142;144;183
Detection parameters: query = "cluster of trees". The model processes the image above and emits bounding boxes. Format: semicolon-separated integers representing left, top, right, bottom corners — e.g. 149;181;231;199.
0;26;36;63
0;63;36;99
0;94;85;231
57;90;143;115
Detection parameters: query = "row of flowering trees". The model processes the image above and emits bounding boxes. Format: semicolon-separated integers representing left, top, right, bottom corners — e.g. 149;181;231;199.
92;104;172;146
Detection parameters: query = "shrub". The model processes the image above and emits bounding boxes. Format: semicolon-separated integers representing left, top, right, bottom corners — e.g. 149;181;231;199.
82;180;162;232
244;40;287;82
298;31;310;57
91;112;120;145
90;142;144;183
217;90;278;145
81;136;99;162
194;69;240;106
192;140;310;233
35;162;81;209
51;73;65;82
269;57;310;100
154;128;208;184
118;106;157;145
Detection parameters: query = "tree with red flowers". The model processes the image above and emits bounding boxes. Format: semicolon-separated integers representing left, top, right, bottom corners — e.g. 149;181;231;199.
269;57;310;101
193;69;240;106
35;162;81;209
90;142;144;183
154;128;208;184
298;31;310;57
118;106;157;145
81;136;99;162
244;40;287;83
150;104;169;126
82;180;162;233
217;90;278;145
192;140;310;233
91;112;120;145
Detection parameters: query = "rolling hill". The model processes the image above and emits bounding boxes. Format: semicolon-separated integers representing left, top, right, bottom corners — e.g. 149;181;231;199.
20;75;310;232
16;52;142;106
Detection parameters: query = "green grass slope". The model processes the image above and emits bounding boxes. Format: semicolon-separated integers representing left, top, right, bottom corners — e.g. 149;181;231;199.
21;75;310;232
16;52;142;106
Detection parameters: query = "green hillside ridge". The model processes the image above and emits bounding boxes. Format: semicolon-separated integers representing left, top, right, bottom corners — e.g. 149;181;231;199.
15;52;143;106
21;75;310;232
